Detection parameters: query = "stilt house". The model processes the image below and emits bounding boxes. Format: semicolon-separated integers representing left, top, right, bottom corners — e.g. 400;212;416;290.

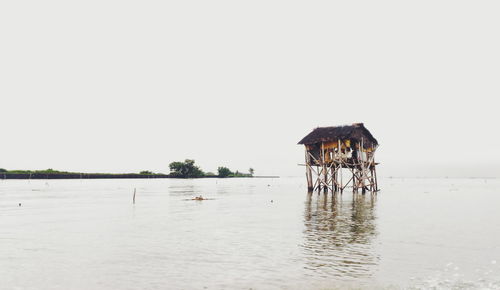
298;123;379;193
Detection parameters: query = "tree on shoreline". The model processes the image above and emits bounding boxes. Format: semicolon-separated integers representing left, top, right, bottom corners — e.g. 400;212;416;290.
217;166;232;177
169;159;204;178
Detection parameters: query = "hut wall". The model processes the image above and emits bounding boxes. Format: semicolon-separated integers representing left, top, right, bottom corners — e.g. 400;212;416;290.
323;139;351;150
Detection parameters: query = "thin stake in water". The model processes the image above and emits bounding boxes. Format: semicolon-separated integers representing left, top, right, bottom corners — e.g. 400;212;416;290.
133;188;136;204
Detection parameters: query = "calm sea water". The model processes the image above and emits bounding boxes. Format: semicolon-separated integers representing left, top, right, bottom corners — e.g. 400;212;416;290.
1;177;500;289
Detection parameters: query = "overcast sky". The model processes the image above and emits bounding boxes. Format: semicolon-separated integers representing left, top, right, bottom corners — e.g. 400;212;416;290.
1;0;499;177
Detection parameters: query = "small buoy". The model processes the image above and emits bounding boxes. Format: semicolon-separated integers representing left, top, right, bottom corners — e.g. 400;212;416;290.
270;200;273;203
18;203;21;207
267;184;270;187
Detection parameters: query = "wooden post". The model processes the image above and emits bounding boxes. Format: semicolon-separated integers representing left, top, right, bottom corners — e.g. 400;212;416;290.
360;139;366;194
339;142;342;193
333;167;337;192
305;148;313;191
369;168;374;192
352;169;357;193
340;144;343;194
322;142;327;193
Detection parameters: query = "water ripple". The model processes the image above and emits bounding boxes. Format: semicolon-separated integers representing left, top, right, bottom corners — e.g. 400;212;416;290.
301;193;379;281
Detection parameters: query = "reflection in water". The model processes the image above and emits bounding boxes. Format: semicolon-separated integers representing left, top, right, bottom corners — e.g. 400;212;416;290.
302;193;378;281
168;184;199;196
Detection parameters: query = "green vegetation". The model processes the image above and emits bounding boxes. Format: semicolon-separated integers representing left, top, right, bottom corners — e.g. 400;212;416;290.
231;171;252;177
167;160;253;178
216;166;253;178
1;160;255;179
5;168;73;174
217;166;232;177
169;159;204;178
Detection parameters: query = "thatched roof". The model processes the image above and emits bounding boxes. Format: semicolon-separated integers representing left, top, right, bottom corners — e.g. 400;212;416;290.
298;123;378;147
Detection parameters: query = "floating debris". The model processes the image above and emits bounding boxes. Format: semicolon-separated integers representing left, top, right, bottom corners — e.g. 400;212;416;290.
184;195;215;201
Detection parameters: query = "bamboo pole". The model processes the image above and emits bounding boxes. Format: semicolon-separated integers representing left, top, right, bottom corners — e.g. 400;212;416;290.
351;165;356;193
334;164;338;192
305;148;313;190
324;146;329;192
360;139;366;194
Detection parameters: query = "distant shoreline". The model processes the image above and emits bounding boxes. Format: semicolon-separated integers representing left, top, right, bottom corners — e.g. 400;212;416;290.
0;173;280;180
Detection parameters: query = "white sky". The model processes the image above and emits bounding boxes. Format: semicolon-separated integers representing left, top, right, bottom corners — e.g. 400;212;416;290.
1;0;499;177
